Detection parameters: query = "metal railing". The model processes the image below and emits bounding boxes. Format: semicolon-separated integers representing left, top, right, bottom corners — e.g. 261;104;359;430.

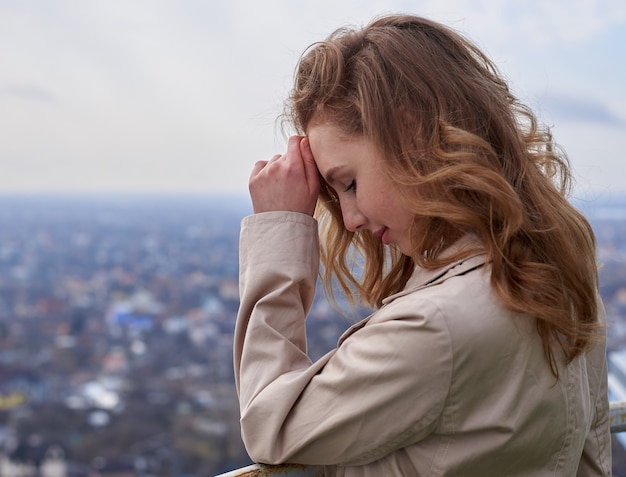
611;400;626;432
215;400;626;477
215;464;324;477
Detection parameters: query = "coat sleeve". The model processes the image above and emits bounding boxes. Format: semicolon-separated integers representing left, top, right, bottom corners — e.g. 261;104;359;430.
234;212;453;466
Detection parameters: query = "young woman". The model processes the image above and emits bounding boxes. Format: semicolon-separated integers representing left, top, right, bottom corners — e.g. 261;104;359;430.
234;14;610;476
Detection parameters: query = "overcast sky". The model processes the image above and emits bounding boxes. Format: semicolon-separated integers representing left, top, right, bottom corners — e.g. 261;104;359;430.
1;0;624;201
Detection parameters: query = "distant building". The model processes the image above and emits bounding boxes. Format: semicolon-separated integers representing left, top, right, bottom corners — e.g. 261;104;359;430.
609;349;626;401
0;368;46;409
608;349;626;448
89;456;135;477
1;436;67;477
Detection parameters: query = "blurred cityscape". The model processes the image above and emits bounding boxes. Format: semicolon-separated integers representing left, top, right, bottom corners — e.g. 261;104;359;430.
0;194;625;476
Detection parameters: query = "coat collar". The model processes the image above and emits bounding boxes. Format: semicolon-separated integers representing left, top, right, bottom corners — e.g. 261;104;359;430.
383;234;487;305
337;235;488;346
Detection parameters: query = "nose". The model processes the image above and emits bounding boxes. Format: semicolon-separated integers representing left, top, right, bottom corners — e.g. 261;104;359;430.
340;201;367;232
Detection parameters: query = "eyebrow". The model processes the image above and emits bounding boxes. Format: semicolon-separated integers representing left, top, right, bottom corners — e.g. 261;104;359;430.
323;165;344;185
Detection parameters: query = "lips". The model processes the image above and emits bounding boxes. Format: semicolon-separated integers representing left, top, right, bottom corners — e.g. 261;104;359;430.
381;228;390;245
374;227;390;245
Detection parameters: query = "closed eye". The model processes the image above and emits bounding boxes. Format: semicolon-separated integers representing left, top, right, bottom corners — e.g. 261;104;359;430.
344;180;356;193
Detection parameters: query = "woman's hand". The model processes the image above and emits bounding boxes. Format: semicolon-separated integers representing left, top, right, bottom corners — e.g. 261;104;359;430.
249;136;320;216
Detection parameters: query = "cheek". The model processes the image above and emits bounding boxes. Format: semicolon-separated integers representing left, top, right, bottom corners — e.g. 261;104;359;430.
361;180;390;210
385;193;414;230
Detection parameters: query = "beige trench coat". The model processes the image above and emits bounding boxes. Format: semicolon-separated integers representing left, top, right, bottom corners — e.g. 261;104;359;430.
234;212;611;476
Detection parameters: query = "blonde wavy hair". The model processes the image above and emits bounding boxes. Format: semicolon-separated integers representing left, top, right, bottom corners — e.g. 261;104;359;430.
285;14;599;376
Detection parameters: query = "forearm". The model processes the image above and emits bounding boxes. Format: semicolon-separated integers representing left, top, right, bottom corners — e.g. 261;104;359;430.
234;211;320;404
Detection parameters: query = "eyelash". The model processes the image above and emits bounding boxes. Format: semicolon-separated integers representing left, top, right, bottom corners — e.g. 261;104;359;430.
344;180;356;193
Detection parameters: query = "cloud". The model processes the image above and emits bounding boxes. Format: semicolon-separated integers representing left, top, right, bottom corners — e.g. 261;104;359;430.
537;93;624;126
431;0;626;46
3;83;57;103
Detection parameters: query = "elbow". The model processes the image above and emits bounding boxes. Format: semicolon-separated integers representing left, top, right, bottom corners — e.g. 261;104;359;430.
240;416;287;465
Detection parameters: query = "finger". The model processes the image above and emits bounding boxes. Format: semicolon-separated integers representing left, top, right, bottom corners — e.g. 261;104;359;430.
250;153;283;177
250;160;269;179
300;137;320;188
286;136;303;168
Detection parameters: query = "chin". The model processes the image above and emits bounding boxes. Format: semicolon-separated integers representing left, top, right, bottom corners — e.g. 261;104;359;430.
396;244;413;257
